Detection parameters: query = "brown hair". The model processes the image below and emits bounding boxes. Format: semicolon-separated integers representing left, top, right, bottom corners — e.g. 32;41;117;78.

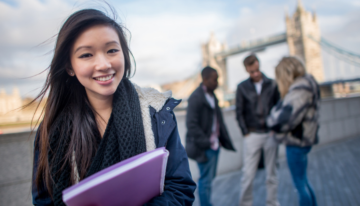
33;8;133;196
243;53;259;68
275;56;306;98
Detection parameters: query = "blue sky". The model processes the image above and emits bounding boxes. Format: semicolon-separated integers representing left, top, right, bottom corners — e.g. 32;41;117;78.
0;0;359;97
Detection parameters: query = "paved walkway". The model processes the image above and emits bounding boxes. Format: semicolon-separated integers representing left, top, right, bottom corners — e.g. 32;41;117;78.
193;136;360;206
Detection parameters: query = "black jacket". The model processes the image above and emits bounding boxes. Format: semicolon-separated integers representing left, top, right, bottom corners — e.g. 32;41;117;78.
185;84;235;163
235;74;280;136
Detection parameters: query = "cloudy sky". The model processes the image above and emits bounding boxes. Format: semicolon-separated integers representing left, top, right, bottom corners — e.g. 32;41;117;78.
0;0;359;97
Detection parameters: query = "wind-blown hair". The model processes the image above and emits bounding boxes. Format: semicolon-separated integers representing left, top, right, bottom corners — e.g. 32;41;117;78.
33;8;133;196
275;56;306;98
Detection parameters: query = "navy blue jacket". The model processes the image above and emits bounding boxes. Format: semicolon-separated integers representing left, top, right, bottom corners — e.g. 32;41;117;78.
32;98;196;205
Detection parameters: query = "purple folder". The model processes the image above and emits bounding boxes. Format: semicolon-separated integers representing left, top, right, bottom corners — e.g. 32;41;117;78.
62;147;169;206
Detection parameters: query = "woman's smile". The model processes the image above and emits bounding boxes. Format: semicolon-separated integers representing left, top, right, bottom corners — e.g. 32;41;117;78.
93;73;116;85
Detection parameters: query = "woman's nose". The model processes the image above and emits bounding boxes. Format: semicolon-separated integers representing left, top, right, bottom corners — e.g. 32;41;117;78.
95;54;111;71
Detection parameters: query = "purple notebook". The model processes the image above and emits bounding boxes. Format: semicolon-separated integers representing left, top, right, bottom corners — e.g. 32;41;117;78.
62;147;169;206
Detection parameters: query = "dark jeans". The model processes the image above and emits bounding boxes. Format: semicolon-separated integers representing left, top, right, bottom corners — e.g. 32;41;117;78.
286;146;317;206
197;149;219;206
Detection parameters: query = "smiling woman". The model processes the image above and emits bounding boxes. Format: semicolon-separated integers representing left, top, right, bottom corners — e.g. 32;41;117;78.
31;7;196;206
70;26;125;98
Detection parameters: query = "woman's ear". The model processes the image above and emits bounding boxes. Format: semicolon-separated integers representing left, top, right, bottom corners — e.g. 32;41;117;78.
66;68;75;76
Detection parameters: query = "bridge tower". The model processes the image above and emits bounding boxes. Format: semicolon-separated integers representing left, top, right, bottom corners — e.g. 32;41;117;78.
201;33;228;106
286;0;324;82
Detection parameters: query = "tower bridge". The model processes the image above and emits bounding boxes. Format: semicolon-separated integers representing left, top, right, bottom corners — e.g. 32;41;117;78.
202;0;324;106
162;0;360;107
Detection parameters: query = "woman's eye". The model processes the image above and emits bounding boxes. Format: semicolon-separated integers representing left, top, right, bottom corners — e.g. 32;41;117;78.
79;53;92;58
108;49;119;54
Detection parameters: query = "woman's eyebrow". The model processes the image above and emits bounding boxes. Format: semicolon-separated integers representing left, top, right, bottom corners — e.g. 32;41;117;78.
106;41;120;46
74;41;120;54
74;46;92;54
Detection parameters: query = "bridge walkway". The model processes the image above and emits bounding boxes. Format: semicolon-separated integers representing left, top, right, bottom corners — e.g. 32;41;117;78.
193;136;360;206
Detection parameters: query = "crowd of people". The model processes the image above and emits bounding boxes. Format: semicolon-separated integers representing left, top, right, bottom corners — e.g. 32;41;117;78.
30;7;320;206
186;54;320;206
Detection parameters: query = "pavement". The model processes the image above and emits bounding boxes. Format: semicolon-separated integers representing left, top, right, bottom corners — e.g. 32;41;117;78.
193;136;360;206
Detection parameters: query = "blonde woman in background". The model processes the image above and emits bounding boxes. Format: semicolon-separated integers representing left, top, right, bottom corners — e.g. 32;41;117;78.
267;57;320;206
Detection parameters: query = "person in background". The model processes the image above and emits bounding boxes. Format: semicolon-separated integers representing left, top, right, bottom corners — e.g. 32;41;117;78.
267;56;319;206
186;66;235;206
31;8;196;206
236;54;280;206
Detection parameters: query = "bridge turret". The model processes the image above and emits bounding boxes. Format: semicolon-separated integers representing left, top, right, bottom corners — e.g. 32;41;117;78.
286;1;324;82
296;0;304;11
201;33;228;107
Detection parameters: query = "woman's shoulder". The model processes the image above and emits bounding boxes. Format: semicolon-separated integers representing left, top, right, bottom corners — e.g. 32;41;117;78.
289;74;318;97
133;83;174;112
290;75;313;90
133;84;182;149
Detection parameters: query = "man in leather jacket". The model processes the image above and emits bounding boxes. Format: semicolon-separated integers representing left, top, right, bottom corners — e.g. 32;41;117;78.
236;54;280;206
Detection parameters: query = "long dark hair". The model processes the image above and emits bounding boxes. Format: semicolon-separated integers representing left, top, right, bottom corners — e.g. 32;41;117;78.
34;8;133;196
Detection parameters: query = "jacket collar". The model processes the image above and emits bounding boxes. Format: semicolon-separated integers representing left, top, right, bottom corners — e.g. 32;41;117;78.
197;83;216;109
247;72;270;84
133;83;172;151
245;72;271;90
134;83;172;112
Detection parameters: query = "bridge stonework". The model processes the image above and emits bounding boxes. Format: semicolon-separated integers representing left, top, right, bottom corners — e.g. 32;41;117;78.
286;1;324;82
201;33;228;107
162;33;229;107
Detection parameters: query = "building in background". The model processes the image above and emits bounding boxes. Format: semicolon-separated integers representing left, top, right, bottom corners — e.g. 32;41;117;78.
285;0;324;82
320;78;360;98
0;88;22;122
0;87;44;131
161;0;335;107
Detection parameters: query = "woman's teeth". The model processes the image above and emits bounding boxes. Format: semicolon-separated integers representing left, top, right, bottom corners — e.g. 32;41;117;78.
94;74;114;81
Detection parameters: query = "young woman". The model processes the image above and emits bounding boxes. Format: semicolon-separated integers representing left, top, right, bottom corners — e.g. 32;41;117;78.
267;57;319;206
32;9;196;206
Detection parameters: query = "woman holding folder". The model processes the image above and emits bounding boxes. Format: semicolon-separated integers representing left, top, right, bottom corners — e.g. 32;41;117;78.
31;8;196;206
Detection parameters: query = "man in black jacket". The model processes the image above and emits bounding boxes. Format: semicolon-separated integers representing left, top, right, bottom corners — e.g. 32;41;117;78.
186;66;235;206
236;54;280;206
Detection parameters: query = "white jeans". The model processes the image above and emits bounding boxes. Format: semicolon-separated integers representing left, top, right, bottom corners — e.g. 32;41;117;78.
239;132;280;206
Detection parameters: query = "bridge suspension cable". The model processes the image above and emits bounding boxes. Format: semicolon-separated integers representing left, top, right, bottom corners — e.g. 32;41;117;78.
309;36;360;67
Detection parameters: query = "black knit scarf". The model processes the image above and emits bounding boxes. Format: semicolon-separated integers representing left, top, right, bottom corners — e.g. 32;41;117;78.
49;78;147;206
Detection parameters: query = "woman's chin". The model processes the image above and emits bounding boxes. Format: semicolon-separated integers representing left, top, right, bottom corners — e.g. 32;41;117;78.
85;87;117;100
99;89;117;98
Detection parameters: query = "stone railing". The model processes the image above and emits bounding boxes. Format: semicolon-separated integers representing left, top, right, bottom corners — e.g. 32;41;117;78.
175;95;360;180
0;131;35;205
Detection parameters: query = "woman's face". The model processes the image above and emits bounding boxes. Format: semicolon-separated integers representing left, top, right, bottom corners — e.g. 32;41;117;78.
70;25;125;100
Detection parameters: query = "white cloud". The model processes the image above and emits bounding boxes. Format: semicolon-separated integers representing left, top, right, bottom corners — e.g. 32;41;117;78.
0;0;72;47
352;1;360;7
227;5;286;47
239;7;253;16
127;12;233;86
0;0;74;82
